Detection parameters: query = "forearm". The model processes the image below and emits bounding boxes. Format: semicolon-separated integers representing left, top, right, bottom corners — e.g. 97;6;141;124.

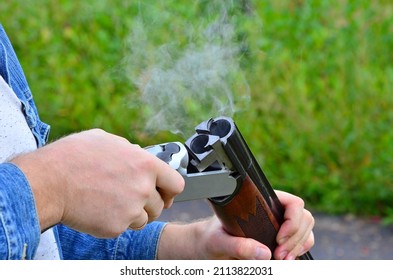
157;216;273;260
10;146;65;232
157;220;205;259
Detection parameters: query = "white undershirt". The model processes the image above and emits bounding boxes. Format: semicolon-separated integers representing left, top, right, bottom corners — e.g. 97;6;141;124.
0;75;60;259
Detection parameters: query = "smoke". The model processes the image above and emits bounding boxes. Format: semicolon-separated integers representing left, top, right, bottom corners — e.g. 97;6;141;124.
126;4;250;137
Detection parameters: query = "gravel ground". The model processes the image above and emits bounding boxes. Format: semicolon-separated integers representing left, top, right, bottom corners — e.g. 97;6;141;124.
159;200;393;260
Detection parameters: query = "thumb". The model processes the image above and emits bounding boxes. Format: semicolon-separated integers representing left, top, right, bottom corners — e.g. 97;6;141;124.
221;235;272;260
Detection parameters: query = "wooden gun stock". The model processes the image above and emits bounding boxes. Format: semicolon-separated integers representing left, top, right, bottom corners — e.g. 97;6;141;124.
209;175;281;253
209;175;313;260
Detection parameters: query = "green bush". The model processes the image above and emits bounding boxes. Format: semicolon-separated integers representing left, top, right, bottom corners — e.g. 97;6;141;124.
1;0;392;222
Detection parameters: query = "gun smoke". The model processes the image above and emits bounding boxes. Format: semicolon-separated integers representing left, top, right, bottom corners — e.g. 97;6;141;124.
126;6;250;137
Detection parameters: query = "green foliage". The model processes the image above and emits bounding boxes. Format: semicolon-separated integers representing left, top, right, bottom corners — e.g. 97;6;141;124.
1;0;392;221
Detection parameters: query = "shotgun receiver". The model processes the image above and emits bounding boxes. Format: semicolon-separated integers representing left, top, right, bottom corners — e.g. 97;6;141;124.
146;116;313;260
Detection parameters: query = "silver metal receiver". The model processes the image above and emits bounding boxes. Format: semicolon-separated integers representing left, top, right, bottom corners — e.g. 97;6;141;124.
145;142;237;202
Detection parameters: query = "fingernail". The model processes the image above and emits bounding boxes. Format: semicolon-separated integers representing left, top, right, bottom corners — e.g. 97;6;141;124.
255;247;271;260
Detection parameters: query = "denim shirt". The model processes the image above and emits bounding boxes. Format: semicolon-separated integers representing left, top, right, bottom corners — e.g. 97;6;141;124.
0;24;166;260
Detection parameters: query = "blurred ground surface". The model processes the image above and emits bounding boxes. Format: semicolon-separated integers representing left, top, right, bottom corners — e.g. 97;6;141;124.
159;200;393;260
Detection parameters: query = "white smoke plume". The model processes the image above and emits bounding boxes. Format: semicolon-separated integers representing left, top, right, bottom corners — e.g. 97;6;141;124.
126;4;250;137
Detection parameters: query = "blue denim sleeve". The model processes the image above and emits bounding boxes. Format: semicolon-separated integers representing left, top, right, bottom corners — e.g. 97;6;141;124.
0;163;41;259
57;221;167;260
0;24;50;147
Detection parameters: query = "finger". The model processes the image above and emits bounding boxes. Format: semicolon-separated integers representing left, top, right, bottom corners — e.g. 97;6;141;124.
291;230;315;258
274;211;315;259
285;209;314;249
301;231;315;254
275;191;305;243
216;234;272;260
128;210;149;231
286;219;315;259
234;238;272;260
144;188;165;222
154;158;185;207
278;209;308;246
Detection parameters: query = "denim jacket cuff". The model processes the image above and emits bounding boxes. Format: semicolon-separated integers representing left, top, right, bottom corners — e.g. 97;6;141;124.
0;163;41;259
114;221;167;260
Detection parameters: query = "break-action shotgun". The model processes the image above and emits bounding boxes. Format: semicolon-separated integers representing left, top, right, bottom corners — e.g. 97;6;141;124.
146;116;313;260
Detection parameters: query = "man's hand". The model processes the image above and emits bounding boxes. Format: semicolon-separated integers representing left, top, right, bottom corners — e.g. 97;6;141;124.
273;191;315;260
157;191;314;260
12;129;185;237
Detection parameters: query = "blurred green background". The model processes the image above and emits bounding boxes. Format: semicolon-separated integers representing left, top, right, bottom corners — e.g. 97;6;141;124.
1;0;392;222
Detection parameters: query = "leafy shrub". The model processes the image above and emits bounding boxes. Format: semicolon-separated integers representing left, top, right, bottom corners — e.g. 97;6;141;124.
1;0;392;221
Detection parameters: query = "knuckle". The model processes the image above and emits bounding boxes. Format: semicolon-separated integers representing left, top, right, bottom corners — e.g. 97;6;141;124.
296;197;305;208
138;186;152;200
175;175;185;194
304;209;315;227
233;239;254;259
233;240;245;257
131;143;141;149
139;154;156;170
88;128;106;135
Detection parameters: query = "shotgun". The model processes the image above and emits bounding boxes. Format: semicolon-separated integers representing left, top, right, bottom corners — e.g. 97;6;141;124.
146;116;313;260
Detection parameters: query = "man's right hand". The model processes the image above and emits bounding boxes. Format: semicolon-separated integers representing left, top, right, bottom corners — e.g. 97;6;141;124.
11;129;184;237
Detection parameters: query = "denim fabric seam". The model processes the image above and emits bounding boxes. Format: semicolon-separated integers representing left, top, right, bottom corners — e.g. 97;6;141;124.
0;201;11;259
112;235;121;260
0;23;50;147
0;163;41;259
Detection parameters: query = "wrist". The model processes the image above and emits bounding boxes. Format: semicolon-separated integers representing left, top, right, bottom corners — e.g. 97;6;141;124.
11;146;65;232
157;219;207;259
